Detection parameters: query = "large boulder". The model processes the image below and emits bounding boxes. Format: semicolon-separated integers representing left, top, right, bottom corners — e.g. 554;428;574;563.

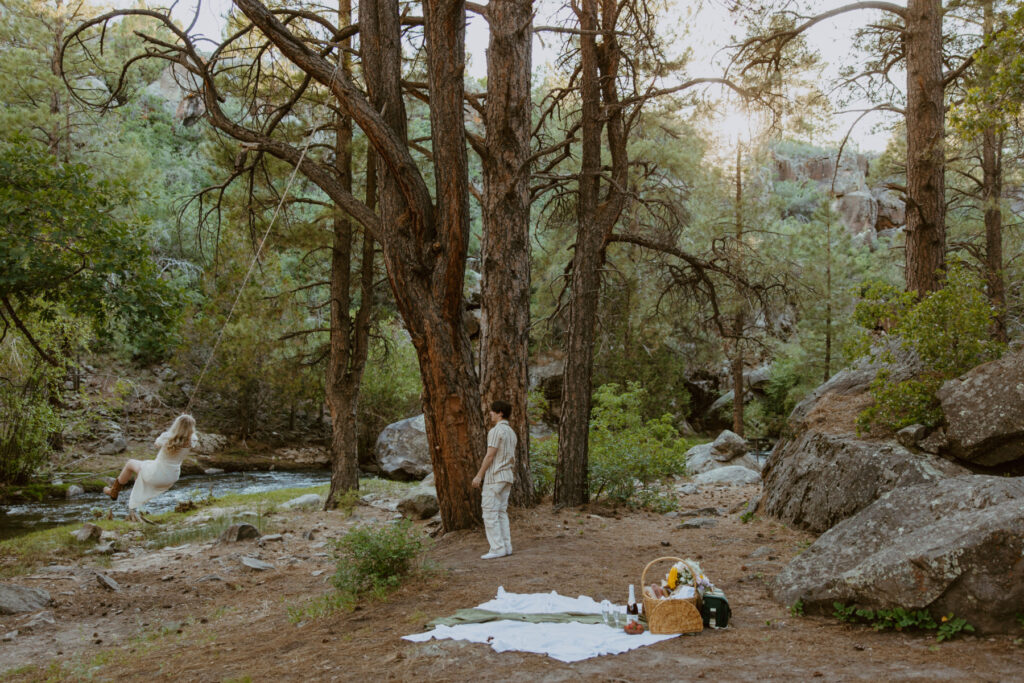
684;442;762;476
710;430;748;462
0;584;51;615
763;431;967;533
375;415;432;480
936;346;1024;467
771;475;1024;634
834;191;878;238
873;188;906;230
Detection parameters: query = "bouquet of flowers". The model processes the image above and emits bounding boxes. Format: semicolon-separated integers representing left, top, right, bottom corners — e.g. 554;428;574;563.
647;559;714;601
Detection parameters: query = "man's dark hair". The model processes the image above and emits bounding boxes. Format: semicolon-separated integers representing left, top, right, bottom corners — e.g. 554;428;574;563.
491;400;511;419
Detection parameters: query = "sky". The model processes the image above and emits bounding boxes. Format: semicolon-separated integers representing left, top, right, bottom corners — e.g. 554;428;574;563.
164;0;901;153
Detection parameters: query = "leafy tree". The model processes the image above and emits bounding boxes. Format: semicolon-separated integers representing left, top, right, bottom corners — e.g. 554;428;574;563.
0;138;179;369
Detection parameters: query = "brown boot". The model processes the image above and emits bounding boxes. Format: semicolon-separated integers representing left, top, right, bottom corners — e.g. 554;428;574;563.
103;478;123;500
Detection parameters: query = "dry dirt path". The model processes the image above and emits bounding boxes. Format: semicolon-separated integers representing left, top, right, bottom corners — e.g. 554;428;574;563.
1;484;1020;681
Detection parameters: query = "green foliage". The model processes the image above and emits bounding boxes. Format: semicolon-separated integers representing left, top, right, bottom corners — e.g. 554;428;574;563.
857;264;1004;432
331;520;426;597
0;138;182;367
0;376;60;485
357;331;423;459
530;383;689;509
832;602;975;642
588;383;689;506
789;600;804;617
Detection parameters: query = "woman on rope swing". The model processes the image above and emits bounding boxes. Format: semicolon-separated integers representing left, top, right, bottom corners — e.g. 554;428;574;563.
103;414;198;520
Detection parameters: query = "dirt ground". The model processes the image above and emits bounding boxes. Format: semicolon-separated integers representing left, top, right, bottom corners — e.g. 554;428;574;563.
1;484;1021;682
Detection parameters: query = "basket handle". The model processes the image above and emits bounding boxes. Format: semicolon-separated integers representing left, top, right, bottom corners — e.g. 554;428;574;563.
640;556;700;591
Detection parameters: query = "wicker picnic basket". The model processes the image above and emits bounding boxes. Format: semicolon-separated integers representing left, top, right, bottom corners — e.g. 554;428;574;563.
640;557;704;635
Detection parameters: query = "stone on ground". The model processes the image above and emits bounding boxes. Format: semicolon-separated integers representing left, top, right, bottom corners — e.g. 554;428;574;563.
771;475;1024;634
0;584;52;615
762;431;967;533
692;466;760;486
398;485;440;520
219;523;261;543
375;415;432;480
72;523;103;543
710;430;749;462
280;493;323;510
937;345;1024;467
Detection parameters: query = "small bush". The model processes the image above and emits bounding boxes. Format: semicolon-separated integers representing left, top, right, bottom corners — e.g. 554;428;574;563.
0;378;60;485
856;264;1004;432
832;602;975;642
529;382;689;510
331;520;426;596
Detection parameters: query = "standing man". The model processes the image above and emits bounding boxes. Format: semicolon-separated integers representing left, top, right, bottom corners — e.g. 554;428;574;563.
472;400;517;559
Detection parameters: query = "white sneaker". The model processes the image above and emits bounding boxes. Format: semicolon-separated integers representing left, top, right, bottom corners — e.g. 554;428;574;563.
480;551;507;560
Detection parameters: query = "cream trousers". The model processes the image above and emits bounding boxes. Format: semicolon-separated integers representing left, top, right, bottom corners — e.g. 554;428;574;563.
481;481;512;554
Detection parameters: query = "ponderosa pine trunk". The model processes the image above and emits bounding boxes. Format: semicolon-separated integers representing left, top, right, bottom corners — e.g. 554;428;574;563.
235;0;485;530
479;0;534;507
554;0;629;508
553;0;602;508
981;0;1006;342
904;0;946;295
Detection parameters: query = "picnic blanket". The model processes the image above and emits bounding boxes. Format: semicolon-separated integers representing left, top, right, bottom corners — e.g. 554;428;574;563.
403;587;679;662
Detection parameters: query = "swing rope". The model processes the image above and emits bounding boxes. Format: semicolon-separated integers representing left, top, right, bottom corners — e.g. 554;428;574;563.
184;141;312;415
184;54;346;415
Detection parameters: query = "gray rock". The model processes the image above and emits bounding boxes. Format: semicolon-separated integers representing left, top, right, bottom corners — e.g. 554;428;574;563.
692;466;761;486
280;494;323;510
710;430;749;462
194;432;229;455
98;432;128;455
771;475;1024;634
421;472;436;487
219;523;261;543
896;424;928;449
176;93;205;126
919;428;948;455
241;556;275;571
2;630;16;641
680;507;722;517
686;442;761;476
679;517;719;529
95;573;120;591
873;188;906;230
761;431;967;534
72;523;102;543
23;611;55;630
398;485;440;520
750;546;774;558
834;191;878;237
745;365;772;391
259;533;284;543
375;415;432;480
677;483;699;495
66;484;85;499
937;346;1024;466
0;584;52;615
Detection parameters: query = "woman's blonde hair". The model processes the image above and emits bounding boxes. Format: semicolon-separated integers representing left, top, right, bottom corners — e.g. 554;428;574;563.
166;414;196;451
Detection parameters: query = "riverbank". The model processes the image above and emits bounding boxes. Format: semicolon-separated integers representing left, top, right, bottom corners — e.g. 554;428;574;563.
2;482;1022;681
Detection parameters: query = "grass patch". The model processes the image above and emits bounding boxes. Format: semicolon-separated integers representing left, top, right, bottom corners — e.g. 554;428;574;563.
286;591;357;624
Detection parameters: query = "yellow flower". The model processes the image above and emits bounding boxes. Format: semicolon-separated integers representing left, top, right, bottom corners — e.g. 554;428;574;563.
667;567;679;590
941;615;949;622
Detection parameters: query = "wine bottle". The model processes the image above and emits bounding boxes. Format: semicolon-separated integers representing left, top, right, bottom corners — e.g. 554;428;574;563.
626;584;638;626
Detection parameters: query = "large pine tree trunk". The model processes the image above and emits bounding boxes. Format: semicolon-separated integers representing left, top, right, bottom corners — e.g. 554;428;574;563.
480;0;534;507
904;0;946;295
981;1;1006;342
237;0;486;529
554;0;602;508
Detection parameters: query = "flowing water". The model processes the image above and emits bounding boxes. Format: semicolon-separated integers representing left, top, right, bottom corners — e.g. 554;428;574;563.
0;469;331;541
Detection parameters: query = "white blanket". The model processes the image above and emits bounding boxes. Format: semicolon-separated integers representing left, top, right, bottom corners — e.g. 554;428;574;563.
403;587;679;662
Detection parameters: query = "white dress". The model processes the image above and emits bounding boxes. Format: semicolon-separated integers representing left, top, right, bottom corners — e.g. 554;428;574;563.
127;431;198;510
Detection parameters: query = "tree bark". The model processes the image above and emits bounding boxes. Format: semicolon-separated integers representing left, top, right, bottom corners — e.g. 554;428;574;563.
981;0;1006;342
554;0;629;508
233;0;485;529
479;0;534;507
554;0;602;508
903;0;946;295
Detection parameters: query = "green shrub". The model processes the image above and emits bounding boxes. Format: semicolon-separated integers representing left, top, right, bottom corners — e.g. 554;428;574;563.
529;382;689;509
832;602;975;642
0;377;60;485
331;520;426;596
856;264;1004;432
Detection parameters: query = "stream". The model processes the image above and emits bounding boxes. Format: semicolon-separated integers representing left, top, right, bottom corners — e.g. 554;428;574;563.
0;469;331;541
